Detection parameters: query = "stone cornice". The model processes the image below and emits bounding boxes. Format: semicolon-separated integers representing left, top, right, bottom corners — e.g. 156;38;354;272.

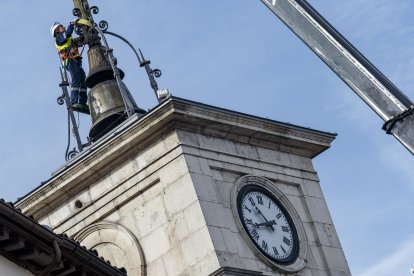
169;97;336;156
16;97;335;217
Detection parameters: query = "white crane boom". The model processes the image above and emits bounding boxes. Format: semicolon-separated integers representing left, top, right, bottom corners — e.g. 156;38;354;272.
261;0;414;155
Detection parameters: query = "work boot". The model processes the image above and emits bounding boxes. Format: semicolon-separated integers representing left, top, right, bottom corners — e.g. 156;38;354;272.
72;103;90;115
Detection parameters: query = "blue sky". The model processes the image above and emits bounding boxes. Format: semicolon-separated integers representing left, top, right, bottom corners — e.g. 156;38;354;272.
0;1;413;275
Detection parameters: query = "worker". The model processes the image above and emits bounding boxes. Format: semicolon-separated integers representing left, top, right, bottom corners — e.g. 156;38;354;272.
50;21;89;112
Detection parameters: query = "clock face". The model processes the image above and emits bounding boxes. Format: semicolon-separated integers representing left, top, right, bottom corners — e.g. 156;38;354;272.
237;185;299;264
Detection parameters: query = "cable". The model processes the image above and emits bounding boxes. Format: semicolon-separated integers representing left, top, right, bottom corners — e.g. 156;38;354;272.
65;112;71;161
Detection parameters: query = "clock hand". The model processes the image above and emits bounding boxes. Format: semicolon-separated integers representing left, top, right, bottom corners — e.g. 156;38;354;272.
254;206;275;232
245;220;259;228
255;220;277;227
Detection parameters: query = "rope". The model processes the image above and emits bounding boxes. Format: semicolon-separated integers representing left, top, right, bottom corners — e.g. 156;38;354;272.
79;45;85;56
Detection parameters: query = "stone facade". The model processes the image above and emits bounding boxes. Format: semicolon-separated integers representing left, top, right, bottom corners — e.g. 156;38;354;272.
16;97;350;275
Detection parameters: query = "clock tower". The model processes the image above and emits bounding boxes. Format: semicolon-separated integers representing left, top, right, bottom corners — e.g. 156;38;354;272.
16;97;350;275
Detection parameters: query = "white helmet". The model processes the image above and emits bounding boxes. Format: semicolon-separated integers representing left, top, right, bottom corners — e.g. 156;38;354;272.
50;22;63;37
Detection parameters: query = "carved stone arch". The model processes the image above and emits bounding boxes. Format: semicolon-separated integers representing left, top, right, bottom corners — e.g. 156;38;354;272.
75;222;145;276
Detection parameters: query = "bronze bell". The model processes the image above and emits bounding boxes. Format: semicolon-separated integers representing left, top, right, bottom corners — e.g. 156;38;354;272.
88;79;146;140
85;45;125;88
85;45;146;141
88;79;127;140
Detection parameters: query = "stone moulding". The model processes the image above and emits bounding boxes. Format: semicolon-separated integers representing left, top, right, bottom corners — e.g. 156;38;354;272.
209;266;264;276
75;222;146;276
16;97;336;218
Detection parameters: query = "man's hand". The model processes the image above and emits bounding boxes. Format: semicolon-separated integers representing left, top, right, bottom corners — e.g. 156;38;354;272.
70;18;79;25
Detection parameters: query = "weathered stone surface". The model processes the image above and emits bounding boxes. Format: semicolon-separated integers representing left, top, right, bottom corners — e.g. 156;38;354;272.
183;201;206;234
234;142;259;159
207;226;227;252
214;180;233;208
133;196;168;238
158;156;188;185
305;196;334;224
210;266;264;276
140;226;171;263
302;179;324;199
284;194;312;223
16;98;347;276
289;153;315;171
191;173;219;203
184;154;205;175
257;147;292;167
274;182;302;197
167;211;191;242
188;252;220;276
308;245;328;271
219;228;244;255
161;247;187;276
200;201;230;229
314;223;343;248
146;257;167;276
163;173;198;215
180;226;216;267
321;246;350;272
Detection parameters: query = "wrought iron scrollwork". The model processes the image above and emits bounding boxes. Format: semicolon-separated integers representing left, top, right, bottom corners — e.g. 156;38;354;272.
73;8;81;17
151;69;162;78
75;26;83;36
57;95;65;105
66;148;79;161
98;20;109;31
89;6;99;15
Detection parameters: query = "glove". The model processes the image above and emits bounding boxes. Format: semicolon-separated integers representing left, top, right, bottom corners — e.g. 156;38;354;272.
70;18;79;25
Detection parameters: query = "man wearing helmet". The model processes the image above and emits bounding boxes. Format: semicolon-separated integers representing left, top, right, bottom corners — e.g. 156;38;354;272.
51;21;89;113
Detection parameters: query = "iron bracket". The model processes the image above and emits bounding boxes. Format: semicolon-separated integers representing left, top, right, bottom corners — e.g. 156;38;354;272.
383;106;414;134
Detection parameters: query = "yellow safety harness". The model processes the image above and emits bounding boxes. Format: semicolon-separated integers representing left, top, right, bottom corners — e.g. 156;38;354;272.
55;37;80;65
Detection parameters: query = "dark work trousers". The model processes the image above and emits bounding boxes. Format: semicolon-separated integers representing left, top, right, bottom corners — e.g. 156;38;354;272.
66;58;87;105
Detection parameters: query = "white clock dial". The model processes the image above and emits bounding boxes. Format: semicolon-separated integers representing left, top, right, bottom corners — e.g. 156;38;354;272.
237;185;298;263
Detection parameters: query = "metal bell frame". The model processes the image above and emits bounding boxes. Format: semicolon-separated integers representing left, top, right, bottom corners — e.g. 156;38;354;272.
56;59;86;161
56;2;164;161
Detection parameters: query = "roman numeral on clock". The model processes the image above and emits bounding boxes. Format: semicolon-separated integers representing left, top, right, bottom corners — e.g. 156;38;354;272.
261;240;268;252
282;226;289;232
283;236;291;246
273;246;279;256
248;197;255;206
276;213;282;219
280;245;287;254
250;229;260;241
256;195;263;205
244;205;252;213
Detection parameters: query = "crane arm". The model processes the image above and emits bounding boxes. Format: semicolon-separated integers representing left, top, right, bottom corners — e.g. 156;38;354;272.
261;0;414;155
